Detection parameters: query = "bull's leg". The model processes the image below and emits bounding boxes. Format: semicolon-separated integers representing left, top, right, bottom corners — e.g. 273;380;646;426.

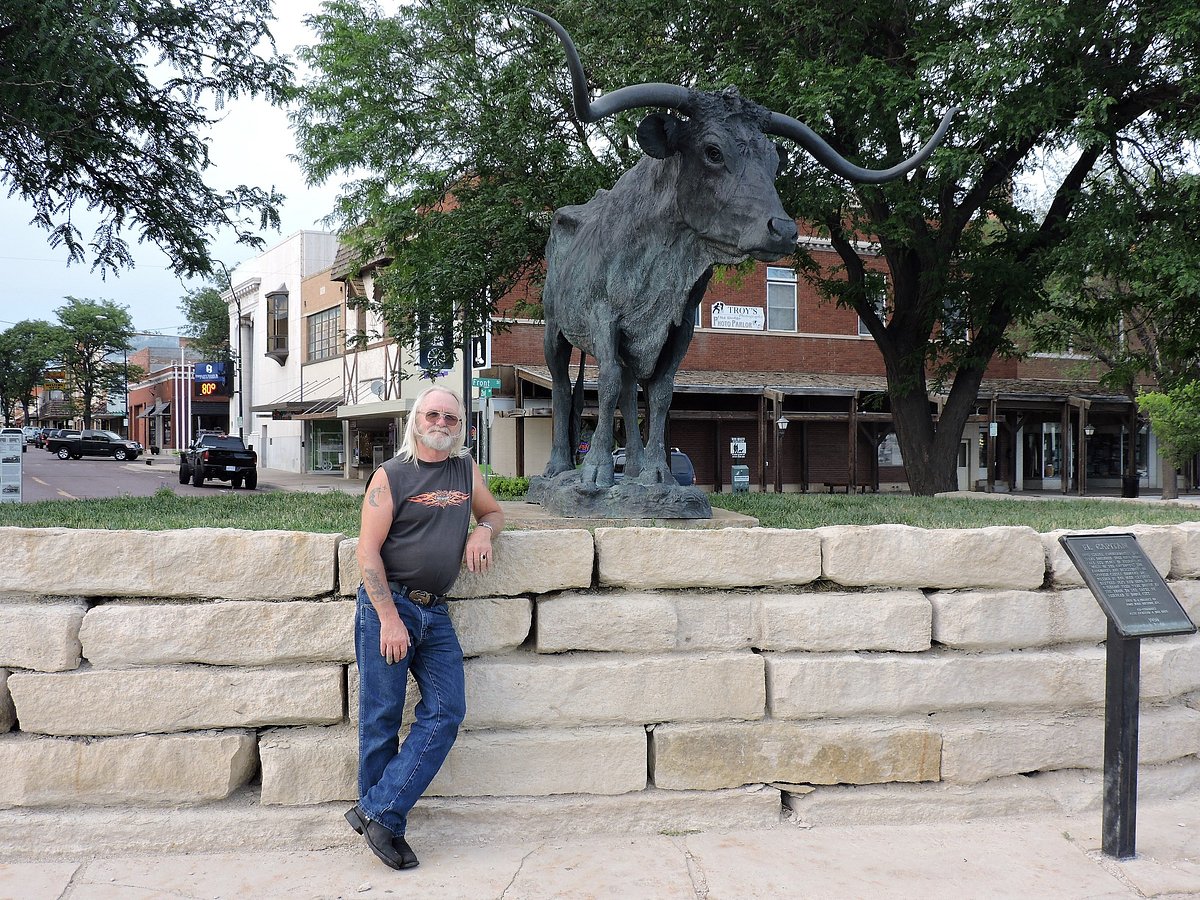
639;319;694;486
618;368;645;479
579;336;621;486
542;329;577;477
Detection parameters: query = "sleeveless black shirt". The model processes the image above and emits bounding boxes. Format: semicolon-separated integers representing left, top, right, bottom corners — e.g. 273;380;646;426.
375;453;473;597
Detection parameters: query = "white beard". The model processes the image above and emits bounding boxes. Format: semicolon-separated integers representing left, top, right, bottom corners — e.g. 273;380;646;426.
418;429;455;452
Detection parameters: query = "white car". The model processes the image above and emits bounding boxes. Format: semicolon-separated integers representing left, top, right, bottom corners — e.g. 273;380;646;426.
22;426;38;443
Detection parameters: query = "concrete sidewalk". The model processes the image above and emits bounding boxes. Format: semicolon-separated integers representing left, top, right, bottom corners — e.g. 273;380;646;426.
3;798;1198;899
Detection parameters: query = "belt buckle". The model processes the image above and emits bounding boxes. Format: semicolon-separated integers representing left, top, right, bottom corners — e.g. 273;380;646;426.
409;589;433;606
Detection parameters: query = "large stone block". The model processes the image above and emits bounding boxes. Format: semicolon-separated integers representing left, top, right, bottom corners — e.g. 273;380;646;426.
259;724;647;804
0;601;85;671
758;590;930;652
450;597;533;657
338;531;595;597
429;726;647;797
537;593;678;653
537;592;763;653
79;601;355;667
0;730;256;807
673;594;762;651
1;527;339;599
466;653;765;728
1141;639;1200;701
0;671;13;733
651;721;940;790
940;707;1200;783
259;725;357;806
595;527;821;590
9;665;343;736
1171;523;1200;579
767;648;1106;719
930;588;1105;650
1045;525;1174;587
820;525;1045;590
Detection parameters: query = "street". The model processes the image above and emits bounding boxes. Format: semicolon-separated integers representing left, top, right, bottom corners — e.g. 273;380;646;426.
13;445;252;502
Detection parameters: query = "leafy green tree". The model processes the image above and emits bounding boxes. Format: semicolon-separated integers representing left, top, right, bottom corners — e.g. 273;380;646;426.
0;320;67;425
293;0;1200;493
180;284;233;363
1138;383;1200;499
1021;170;1200;485
0;0;292;276
55;299;135;429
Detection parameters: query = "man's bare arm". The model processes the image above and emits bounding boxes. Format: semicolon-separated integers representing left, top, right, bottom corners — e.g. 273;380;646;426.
357;469;409;662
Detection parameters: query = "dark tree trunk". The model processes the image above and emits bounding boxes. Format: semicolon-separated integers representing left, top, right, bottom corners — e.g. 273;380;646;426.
1162;461;1179;500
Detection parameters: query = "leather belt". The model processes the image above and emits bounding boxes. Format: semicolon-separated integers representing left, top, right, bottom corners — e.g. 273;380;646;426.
388;580;446;607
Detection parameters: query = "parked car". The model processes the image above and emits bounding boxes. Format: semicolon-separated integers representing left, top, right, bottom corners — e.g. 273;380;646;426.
22;426;38;444
48;429;141;461
0;427;26;453
611;447;696;486
181;433;258;489
34;427;55;448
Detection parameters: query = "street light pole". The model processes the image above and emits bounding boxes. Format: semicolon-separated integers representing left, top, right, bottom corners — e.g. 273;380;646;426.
216;260;244;441
123;349;129;439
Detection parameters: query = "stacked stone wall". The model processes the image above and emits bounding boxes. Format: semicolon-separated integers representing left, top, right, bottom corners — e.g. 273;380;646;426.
1;521;1199;854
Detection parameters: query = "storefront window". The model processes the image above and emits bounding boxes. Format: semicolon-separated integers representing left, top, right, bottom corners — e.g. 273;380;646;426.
309;421;344;472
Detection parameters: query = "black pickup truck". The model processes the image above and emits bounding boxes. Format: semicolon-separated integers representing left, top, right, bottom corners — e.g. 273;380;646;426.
180;433;258;489
49;429;142;461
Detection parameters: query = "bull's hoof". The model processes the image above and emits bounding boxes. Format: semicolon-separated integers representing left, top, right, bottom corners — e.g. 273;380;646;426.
579;461;615;487
634;462;673;486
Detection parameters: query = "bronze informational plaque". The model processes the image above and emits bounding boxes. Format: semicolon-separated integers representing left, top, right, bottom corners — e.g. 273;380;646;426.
1059;534;1197;638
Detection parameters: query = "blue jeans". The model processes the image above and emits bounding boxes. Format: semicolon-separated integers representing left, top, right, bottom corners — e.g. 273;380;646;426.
355;585;466;836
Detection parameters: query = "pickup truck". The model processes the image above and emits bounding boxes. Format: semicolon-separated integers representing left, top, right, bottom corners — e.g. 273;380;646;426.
180;434;258;489
49;429;141;461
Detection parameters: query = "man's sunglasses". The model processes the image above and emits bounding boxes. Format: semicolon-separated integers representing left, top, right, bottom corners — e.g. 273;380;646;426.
423;410;461;427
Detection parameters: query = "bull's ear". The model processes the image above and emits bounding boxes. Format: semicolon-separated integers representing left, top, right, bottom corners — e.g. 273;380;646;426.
636;113;682;159
776;143;789;175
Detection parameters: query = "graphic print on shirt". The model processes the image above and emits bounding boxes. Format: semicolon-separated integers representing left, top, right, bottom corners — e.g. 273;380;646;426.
408;489;470;508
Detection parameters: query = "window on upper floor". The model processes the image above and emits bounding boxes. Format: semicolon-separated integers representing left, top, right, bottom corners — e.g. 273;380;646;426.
941;297;971;343
307;307;340;362
265;285;289;364
857;274;889;336
766;266;797;332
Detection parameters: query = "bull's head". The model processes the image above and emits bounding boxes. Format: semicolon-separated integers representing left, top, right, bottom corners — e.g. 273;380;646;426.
523;8;957;260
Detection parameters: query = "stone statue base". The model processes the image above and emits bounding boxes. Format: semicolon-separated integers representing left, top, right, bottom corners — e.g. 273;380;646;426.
528;473;712;519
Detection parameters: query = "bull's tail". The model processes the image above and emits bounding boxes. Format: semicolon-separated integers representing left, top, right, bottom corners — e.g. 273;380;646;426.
569;351;586;459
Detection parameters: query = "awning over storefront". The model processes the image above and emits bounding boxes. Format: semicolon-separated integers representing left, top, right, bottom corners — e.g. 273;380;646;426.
251;375;343;419
137;400;170;419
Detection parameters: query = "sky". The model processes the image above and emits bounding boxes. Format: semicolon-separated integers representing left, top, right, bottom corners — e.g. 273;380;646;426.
0;1;342;337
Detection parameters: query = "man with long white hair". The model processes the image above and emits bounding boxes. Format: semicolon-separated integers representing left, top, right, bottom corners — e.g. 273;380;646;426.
347;385;503;870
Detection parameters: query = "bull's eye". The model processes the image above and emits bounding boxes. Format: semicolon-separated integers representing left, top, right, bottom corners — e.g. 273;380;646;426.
703;145;724;166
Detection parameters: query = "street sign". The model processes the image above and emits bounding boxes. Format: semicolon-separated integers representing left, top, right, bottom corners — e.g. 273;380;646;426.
478;387;493;398
472;377;501;389
469;334;492;370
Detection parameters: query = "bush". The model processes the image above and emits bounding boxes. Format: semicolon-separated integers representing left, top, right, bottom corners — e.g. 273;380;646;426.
487;475;529;500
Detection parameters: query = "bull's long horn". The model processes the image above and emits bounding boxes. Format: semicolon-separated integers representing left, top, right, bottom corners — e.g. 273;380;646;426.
766;107;959;184
521;8;689;121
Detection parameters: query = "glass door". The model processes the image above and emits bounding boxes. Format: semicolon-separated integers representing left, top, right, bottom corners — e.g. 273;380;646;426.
1041;424;1062;490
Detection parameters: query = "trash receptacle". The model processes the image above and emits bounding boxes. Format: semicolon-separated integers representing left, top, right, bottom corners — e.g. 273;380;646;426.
1121;475;1140;498
731;464;750;493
